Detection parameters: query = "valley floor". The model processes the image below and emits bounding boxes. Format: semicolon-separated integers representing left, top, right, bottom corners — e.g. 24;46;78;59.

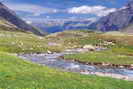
0;30;133;89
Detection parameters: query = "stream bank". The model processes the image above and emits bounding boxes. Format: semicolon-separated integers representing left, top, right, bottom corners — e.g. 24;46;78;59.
18;52;133;81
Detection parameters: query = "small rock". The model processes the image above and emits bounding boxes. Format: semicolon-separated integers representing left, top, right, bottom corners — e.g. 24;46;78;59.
47;50;52;54
83;45;95;50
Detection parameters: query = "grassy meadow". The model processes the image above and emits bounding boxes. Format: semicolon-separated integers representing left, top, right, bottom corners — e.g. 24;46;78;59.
64;48;133;65
0;30;65;53
0;28;133;89
0;52;133;89
63;31;133;65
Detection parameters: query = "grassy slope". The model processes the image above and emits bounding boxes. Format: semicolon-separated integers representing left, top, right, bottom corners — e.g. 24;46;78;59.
60;31;133;65
0;52;133;89
0;29;133;88
0;29;65;53
45;30;103;49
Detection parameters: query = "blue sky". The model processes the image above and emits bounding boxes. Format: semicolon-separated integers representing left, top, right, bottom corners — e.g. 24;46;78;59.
3;0;129;21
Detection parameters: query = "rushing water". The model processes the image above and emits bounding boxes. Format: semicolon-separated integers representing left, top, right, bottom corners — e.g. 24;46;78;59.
18;52;133;81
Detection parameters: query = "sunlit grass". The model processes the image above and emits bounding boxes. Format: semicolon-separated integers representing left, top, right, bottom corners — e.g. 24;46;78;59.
64;47;133;65
0;30;64;53
0;52;133;89
0;29;133;89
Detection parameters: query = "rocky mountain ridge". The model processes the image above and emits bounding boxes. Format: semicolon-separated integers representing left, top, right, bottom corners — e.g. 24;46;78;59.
89;0;133;32
0;2;45;35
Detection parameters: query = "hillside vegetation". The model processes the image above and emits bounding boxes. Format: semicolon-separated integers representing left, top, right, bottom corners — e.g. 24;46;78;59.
63;31;133;65
0;25;64;53
0;28;133;89
0;52;133;89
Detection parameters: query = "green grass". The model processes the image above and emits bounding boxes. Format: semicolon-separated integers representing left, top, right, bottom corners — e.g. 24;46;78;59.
0;52;133;89
1;28;133;53
46;30;105;49
1;29;133;64
0;29;133;89
60;31;133;65
46;30;133;49
0;30;65;53
64;47;133;65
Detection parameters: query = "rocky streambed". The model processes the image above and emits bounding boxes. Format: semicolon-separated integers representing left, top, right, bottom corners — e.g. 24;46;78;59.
18;51;133;81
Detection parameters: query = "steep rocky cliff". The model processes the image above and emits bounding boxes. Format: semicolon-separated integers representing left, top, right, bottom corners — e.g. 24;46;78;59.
0;2;45;35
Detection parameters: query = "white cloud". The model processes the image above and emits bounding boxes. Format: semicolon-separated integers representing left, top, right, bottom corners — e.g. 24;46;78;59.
4;3;116;18
5;3;58;16
68;5;116;17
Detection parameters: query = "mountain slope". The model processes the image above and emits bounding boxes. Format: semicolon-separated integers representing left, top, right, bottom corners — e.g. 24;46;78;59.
62;20;92;30
89;0;133;32
0;2;45;35
121;24;133;33
33;19;93;33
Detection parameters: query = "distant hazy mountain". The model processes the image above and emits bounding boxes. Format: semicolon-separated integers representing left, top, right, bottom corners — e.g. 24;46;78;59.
33;19;94;33
62;20;93;30
0;2;45;35
89;0;133;32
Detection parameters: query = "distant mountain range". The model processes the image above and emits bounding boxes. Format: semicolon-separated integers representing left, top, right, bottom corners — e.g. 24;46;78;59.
2;0;132;34
33;0;133;34
33;19;94;33
89;0;133;32
34;0;133;34
0;2;45;35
